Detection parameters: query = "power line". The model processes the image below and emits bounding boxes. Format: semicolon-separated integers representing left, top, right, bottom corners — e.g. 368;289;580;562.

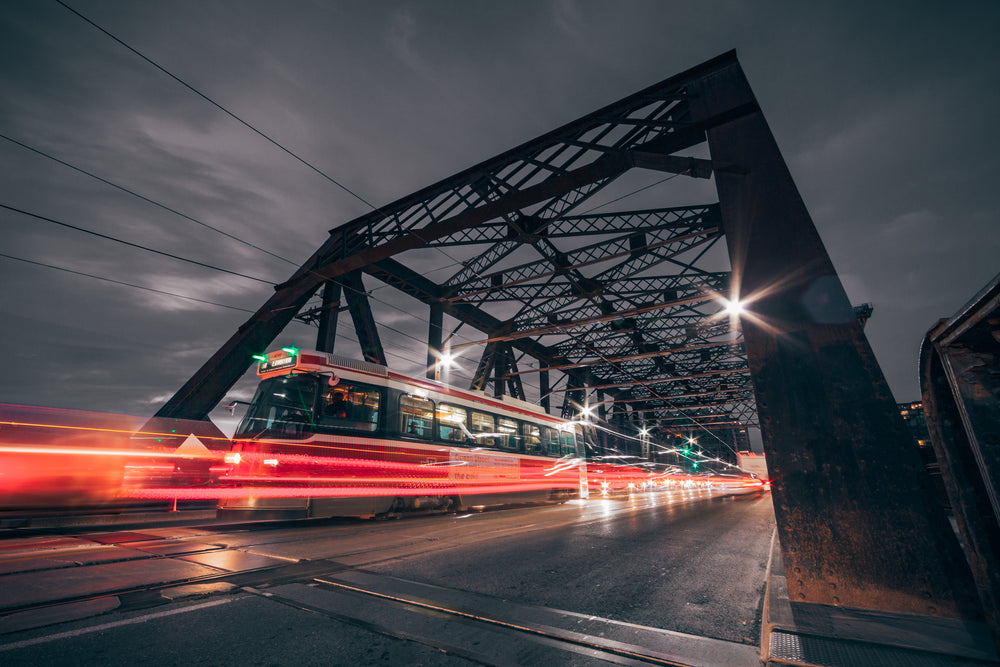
54;1;477;313
1;132;476;321
0;251;256;313
576;172;682;216
0;133;297;266
55;0;380;213
2;203;276;285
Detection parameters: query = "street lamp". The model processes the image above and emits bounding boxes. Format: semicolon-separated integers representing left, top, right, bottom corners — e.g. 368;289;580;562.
434;349;455;382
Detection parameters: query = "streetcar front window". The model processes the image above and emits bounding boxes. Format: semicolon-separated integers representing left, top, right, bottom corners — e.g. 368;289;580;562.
235;375;319;440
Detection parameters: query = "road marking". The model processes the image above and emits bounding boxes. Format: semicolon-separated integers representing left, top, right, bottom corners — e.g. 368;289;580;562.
0;598;236;652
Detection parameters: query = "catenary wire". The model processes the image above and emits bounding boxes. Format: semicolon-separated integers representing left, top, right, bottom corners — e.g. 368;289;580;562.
52;1;484;304
55;0;381;215
2;203;276;285
0;133;298;267
0;252;256;313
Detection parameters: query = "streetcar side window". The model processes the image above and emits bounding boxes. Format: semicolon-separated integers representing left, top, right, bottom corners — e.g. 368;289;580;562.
318;382;381;432
438;404;468;443
522;422;544;456
399;394;434;438
496;417;519;451
560;427;578;456
564;426;583;457
542;426;562;456
470;411;496;448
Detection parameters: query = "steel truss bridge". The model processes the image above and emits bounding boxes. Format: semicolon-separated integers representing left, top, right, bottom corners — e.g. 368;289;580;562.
153;51;997;637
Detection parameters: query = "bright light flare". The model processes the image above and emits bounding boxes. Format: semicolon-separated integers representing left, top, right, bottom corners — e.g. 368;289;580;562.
723;298;744;316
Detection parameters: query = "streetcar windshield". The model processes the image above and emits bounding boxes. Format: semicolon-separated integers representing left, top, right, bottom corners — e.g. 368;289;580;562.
235;375;319;440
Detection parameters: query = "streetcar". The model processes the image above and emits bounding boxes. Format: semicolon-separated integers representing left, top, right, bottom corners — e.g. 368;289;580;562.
217;348;586;519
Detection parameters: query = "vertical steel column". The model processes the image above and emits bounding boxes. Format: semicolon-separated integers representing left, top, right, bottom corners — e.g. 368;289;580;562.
342;271;387;366
539;370;551;414
692;58;980;617
471;342;496;392
505;347;526;400
493;343;506;398
316;280;342;353
427;302;443;380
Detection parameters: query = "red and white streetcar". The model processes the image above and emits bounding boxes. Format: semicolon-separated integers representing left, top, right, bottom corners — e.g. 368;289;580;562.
217;348;586;519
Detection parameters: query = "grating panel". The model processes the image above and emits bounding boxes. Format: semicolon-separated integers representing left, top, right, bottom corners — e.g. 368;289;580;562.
769;630;994;667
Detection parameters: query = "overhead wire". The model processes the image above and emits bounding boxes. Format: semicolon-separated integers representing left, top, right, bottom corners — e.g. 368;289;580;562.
1;130;481;344
0;248;476;378
576;172;684;217
2;203;276;285
0;252;255;313
54;0;381;215
55;1;467;293
45;4;474;332
0;132;298;266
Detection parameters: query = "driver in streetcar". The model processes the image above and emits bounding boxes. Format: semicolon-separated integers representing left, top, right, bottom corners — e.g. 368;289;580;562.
326;391;347;419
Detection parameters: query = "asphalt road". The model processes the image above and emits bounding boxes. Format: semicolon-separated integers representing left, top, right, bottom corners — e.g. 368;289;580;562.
0;488;775;665
371;491;774;644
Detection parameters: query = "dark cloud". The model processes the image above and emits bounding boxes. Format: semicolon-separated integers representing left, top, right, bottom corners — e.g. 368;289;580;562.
1;0;998;423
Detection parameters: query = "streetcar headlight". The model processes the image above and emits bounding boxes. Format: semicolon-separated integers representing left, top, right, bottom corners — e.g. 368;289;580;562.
224;452;242;465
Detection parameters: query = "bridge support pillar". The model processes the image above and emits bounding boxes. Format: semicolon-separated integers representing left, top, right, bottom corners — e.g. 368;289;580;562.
921;273;1000;645
693;59;981;618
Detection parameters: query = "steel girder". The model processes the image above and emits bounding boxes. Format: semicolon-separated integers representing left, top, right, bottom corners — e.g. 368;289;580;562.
694;56;980;618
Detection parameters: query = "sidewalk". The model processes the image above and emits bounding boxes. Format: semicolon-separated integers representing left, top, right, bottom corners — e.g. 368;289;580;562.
761;531;999;666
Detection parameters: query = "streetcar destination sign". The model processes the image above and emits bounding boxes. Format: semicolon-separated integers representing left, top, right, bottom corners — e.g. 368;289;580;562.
259;354;296;374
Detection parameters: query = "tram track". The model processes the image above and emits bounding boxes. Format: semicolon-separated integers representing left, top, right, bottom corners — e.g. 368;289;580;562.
243;567;758;666
0;490;772;665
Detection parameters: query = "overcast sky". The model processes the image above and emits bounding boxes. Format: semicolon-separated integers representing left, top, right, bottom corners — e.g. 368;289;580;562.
2;0;998;429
